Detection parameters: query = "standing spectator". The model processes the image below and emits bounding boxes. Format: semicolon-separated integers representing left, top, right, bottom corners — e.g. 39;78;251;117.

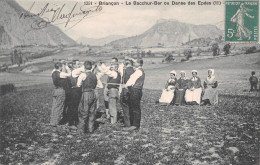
249;71;258;91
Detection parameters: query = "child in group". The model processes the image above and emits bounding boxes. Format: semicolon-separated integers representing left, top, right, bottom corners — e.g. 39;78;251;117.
249;71;258;91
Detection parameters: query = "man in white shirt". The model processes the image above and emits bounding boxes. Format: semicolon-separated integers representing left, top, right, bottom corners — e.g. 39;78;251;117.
123;59;145;131
98;62;121;124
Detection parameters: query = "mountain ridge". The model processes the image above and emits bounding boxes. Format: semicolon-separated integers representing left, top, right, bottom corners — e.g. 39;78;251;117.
108;19;223;48
0;0;77;49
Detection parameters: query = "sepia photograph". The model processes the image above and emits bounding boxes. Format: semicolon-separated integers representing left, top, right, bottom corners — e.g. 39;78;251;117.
0;0;259;164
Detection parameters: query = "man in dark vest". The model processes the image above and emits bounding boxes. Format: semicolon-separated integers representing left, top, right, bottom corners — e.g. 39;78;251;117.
123;59;145;131
66;61;83;128
59;61;72;125
76;61;97;133
120;59;135;127
50;62;71;126
103;57;119;120
104;63;121;124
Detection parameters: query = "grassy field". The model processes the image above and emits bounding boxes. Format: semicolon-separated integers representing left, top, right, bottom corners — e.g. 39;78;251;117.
0;85;259;165
0;50;260;164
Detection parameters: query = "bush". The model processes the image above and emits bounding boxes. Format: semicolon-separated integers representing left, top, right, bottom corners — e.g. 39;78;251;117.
0;84;16;96
183;49;192;60
196;48;202;56
245;46;257;54
211;43;220;56
223;43;231;55
165;54;174;62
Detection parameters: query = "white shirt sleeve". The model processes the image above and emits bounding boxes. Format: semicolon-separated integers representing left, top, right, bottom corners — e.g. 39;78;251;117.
105;70;118;79
77;73;87;87
97;63;110;73
60;71;71;78
126;69;142;87
118;64;124;76
72;66;85;78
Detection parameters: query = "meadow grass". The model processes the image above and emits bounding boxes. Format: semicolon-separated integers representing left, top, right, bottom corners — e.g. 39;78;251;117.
0;85;259;165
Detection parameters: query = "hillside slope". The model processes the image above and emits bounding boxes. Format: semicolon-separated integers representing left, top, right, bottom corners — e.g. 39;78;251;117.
0;0;76;49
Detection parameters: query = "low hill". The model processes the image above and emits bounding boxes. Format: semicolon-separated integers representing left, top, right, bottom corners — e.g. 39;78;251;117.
77;35;126;46
108;19;223;48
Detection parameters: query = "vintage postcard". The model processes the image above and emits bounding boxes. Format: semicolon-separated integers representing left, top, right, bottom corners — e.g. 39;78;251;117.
0;0;259;164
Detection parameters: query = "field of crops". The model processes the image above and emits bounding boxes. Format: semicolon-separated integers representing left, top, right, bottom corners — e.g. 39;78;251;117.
0;84;260;164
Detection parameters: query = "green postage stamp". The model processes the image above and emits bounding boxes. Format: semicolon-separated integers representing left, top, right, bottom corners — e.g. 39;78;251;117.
225;0;259;42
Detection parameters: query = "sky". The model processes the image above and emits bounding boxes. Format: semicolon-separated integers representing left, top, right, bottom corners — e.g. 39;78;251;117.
16;0;225;40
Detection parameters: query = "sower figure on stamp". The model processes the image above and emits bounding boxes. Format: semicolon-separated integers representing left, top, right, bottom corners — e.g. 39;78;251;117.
123;59;145;131
120;59;135;127
76;61;98;134
50;62;71;126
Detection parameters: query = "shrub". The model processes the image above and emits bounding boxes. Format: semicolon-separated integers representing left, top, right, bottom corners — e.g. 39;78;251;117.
183;49;192;60
223;43;231;55
0;84;16;96
165;54;174;62
211;43;220;56
245;46;257;54
196;48;202;56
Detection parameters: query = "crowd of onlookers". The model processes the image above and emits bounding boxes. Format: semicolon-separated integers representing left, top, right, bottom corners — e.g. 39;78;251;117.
157;69;218;107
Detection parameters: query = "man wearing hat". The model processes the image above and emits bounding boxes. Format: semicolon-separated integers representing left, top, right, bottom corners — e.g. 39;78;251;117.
123;59;145;130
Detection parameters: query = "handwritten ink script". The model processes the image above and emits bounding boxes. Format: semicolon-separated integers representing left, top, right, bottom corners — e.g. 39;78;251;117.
19;2;103;30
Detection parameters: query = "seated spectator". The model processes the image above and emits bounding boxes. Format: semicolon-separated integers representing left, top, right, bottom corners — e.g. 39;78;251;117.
158;70;177;105
201;69;218;106
185;70;202;105
174;71;189;106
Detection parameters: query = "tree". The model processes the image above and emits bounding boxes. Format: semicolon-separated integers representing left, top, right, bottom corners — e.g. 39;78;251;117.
165;54;174;62
146;50;152;57
183;49;192;60
141;51;146;57
211;43;220;56
196;48;202;56
223;43;231;55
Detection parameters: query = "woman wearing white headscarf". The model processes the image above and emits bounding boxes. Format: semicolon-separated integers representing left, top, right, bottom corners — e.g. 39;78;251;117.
201;69;218;105
174;71;189;105
158;70;177;104
185;70;202;105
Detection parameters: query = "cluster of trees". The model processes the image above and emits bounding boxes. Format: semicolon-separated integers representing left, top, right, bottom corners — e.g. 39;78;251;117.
211;43;231;56
10;49;24;67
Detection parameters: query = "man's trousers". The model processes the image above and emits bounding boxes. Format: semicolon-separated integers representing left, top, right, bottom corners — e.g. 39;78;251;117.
78;91;97;133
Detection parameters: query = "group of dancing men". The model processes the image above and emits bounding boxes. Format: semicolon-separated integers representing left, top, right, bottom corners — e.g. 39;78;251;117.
50;57;145;133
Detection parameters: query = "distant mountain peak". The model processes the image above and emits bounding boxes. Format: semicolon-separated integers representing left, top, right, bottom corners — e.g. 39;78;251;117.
109;20;223;48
